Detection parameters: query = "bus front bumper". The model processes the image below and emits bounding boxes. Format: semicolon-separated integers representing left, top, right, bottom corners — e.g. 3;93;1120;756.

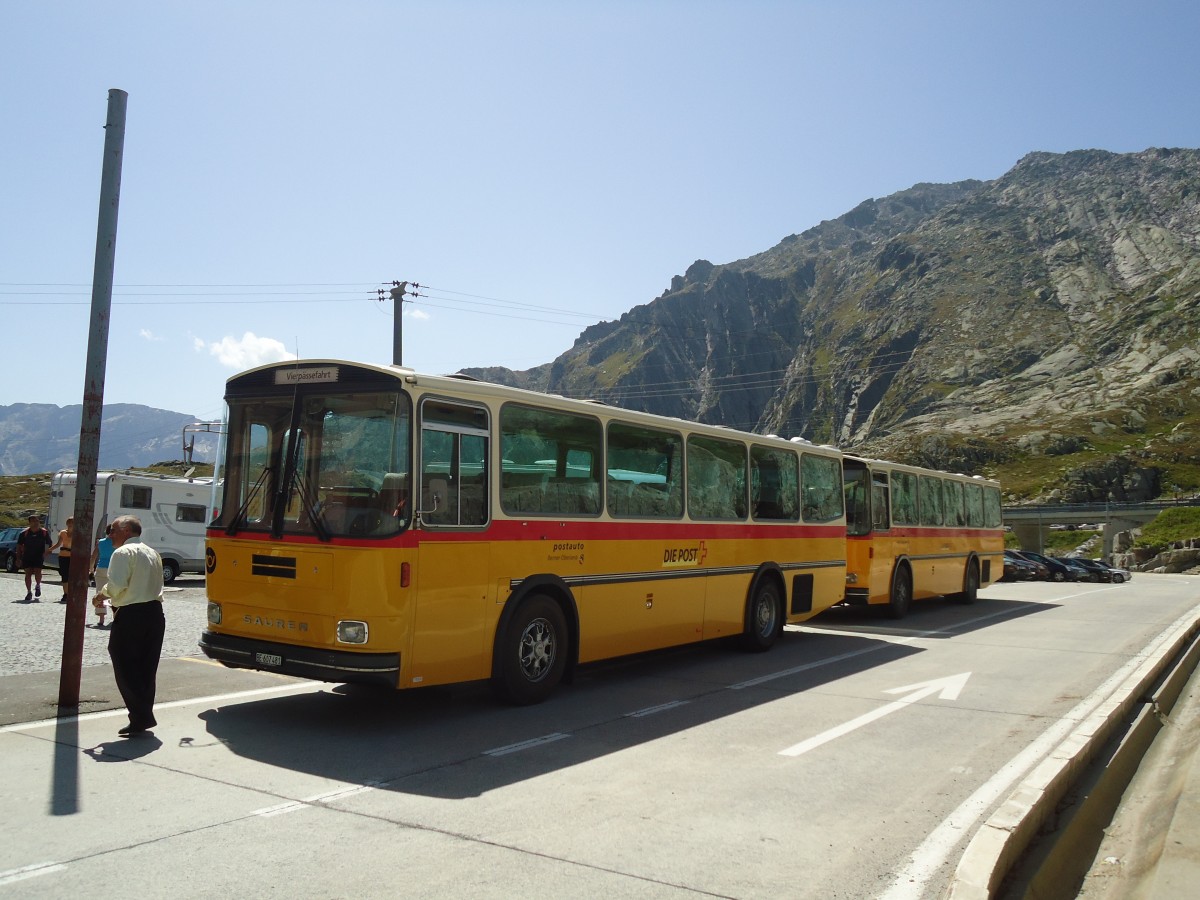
199;631;401;689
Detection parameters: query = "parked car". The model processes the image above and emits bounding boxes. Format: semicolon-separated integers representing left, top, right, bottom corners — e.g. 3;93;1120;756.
1012;549;1073;582
1071;557;1132;584
0;526;22;573
1054;556;1100;582
1003;549;1045;581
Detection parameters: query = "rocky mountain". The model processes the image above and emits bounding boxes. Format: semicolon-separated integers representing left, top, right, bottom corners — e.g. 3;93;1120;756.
466;148;1200;502
0;404;218;475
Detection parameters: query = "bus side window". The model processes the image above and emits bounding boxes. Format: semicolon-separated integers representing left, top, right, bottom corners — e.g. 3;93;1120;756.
420;400;490;529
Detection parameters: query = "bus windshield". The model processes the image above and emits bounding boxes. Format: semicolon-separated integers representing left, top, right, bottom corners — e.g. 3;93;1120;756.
217;389;411;539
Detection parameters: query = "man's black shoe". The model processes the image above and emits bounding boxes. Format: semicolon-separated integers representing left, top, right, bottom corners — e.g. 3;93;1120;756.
118;723;154;736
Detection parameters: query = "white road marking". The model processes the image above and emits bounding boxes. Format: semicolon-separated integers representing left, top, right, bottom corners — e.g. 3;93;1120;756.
484;733;569;756
739;607;1029;692
730;644;896;690
626;700;691;718
252;781;383;817
780;673;971;757
0;862;67;885
0;681;323;734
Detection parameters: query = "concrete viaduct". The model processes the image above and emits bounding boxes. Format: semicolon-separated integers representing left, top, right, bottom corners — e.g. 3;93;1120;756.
1002;498;1200;557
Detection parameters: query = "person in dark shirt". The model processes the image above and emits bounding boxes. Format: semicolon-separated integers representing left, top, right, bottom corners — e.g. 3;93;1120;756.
17;514;51;602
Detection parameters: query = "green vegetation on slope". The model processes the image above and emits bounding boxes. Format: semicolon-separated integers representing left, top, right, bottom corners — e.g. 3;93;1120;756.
1135;508;1200;551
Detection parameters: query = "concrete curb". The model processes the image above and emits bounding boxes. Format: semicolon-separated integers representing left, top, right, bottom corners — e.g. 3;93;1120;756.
947;605;1200;899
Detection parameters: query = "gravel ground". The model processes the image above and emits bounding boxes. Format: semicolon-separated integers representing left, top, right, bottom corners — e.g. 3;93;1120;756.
0;570;209;676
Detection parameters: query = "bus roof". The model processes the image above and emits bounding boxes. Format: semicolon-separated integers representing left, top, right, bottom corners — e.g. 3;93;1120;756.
227;358;844;458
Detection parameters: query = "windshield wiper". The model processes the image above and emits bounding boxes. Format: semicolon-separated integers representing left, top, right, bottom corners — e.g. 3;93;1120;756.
226;466;271;536
293;469;330;541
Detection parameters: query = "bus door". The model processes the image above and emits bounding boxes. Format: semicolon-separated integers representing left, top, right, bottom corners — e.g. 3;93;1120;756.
870;470;899;602
411;400;492;686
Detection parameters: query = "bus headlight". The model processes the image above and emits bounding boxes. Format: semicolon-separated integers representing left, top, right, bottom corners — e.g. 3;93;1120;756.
337;620;369;644
207;602;222;625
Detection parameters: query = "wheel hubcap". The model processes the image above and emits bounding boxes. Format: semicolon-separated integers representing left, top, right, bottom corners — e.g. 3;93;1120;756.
756;596;776;636
518;618;555;682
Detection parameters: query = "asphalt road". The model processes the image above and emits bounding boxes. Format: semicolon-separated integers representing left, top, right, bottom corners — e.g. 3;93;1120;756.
2;573;1199;898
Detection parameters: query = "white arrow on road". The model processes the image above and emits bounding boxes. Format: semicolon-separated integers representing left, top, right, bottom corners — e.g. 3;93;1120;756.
779;672;972;758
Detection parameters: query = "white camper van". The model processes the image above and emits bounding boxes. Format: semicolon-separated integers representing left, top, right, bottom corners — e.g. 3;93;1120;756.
48;470;214;583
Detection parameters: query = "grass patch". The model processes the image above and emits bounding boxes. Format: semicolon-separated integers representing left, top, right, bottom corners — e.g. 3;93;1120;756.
1134;507;1200;551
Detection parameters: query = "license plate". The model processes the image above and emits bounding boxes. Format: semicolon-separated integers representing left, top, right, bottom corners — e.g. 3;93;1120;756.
256;652;283;667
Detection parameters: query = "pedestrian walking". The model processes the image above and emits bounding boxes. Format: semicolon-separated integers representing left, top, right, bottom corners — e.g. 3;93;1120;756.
48;516;75;603
90;524;115;627
93;515;165;736
16;515;52;602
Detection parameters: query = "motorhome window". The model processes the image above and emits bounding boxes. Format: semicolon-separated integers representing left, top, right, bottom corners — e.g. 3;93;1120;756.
121;485;152;509
892;470;918;525
686;435;747;520
500;404;601;516
802;453;844;523
606;422;683;519
176;503;207;523
750;445;799;521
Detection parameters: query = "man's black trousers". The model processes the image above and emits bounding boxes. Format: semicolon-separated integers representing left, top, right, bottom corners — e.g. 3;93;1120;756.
108;601;165;728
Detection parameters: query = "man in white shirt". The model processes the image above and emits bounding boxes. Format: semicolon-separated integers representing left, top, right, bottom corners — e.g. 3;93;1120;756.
95;515;165;736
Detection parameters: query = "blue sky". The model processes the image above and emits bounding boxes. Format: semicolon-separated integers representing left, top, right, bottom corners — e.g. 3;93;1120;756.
3;0;1199;424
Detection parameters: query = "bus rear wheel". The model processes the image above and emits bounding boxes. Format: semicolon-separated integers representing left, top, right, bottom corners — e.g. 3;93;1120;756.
953;560;980;605
886;566;912;619
492;594;567;705
740;580;783;652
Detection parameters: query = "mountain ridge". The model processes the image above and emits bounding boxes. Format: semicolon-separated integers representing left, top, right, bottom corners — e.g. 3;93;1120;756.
463;147;1200;501
0;403;217;475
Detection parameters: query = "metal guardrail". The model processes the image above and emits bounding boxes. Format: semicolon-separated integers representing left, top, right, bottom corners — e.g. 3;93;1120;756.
1002;496;1200;523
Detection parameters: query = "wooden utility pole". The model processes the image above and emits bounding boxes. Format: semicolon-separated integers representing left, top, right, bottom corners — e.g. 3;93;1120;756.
59;89;127;708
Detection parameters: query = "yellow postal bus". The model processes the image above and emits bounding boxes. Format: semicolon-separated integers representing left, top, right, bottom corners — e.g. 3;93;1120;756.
200;360;850;703
841;456;1004;618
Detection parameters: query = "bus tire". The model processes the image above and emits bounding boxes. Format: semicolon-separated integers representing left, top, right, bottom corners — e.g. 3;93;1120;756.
954;559;979;605
492;593;567;705
886;565;912;619
162;559;180;584
740;579;783;652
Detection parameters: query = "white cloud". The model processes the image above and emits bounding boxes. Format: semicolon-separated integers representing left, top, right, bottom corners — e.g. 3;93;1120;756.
139;328;164;341
197;332;298;370
405;308;431;321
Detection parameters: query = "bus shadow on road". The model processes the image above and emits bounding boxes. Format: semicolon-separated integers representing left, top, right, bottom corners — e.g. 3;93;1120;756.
196;625;936;800
806;594;1059;639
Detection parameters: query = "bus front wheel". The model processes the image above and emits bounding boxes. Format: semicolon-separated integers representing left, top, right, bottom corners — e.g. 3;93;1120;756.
492;594;568;705
741;580;783;652
887;566;912;619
